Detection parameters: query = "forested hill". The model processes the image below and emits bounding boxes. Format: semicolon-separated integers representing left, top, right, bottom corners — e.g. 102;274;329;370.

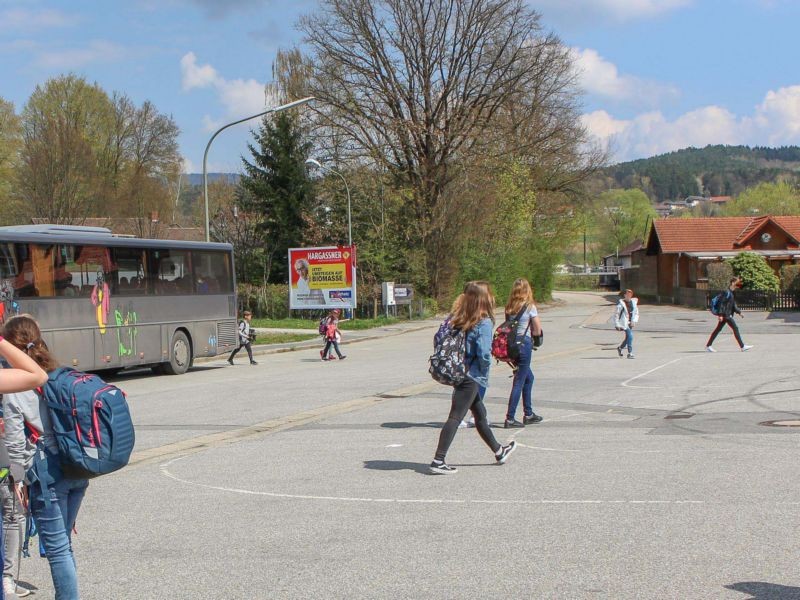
601;145;800;202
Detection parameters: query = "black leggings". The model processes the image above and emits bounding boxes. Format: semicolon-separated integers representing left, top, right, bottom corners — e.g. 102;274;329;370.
706;316;743;348
229;341;254;362
434;379;501;462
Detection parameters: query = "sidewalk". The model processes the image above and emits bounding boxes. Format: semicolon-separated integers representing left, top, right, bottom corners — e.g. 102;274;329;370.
197;317;440;363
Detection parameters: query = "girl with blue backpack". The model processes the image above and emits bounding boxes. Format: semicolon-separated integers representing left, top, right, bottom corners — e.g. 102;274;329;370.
0;324;48;598
2;316;89;600
429;282;515;474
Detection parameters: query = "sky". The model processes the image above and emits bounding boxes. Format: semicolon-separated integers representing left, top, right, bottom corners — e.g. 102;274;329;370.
2;0;800;172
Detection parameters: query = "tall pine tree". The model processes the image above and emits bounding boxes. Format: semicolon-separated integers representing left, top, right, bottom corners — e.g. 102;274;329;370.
240;111;313;283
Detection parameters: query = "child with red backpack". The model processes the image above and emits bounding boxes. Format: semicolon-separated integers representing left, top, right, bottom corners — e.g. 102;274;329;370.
320;309;346;361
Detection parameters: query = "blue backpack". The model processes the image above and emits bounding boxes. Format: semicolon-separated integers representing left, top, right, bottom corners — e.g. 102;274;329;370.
710;292;725;316
37;368;135;479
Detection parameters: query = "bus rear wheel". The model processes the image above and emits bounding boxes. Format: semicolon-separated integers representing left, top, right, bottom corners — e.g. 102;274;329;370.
161;330;192;375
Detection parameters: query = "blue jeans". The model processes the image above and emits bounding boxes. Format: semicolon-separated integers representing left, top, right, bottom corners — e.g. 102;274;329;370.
506;337;534;420
620;328;633;354
28;474;88;600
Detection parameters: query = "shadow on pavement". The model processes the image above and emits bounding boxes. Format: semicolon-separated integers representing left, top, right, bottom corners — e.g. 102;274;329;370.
381;422;442;429
725;581;800;599
363;460;430;474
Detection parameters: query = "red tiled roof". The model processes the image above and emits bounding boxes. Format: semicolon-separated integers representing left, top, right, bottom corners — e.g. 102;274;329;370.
650;216;800;253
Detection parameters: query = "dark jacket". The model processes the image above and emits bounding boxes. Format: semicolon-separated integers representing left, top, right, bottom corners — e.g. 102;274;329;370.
719;289;741;317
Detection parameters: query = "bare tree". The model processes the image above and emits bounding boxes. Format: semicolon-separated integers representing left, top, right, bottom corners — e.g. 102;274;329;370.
299;0;598;298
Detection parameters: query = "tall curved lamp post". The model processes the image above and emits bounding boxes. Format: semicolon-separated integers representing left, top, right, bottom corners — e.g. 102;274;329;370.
305;158;352;248
202;96;315;242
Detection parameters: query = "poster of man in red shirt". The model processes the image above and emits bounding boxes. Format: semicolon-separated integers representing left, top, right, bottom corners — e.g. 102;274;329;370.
288;246;356;310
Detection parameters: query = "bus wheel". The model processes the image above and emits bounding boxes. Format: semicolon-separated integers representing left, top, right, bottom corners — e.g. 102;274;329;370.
162;330;192;375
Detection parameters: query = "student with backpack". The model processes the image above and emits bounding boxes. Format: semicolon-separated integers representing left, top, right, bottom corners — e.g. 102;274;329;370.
501;278;543;428
428;282;515;474
320;309;346;361
614;289;639;359
227;310;257;365
0;327;48;598
1;315;134;600
706;277;753;352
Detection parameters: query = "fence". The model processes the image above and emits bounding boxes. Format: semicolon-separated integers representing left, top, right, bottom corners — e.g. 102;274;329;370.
704;289;800;311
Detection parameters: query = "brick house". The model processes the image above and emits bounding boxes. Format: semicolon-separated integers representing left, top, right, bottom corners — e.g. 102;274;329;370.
621;215;800;303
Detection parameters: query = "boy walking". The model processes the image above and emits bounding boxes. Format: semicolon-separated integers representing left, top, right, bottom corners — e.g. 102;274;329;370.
228;310;258;365
706;277;753;352
614;289;639;359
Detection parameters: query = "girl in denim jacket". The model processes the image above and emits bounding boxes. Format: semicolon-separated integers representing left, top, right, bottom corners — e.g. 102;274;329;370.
429;282;516;474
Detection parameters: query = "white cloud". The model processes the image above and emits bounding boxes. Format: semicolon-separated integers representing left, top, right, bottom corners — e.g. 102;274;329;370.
181;158;195;174
571;47;678;106
35;41;126;69
181;52;269;131
537;0;691;23
584;85;800;161
0;8;78;31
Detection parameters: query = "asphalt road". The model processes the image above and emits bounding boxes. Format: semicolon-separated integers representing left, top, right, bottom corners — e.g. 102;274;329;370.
16;292;800;599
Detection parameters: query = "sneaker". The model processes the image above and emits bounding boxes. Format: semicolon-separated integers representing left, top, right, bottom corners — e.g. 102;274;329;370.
523;414;543;424
319;350;325;359
429;461;457;474
495;441;517;464
706;346;716;353
504;419;524;429
321;356;329;361
4;578;30;598
465;417;476;428
339;355;347;360
741;344;753;352
250;361;258;365
458;420;468;429
617;347;623;357
226;358;234;365
627;353;635;359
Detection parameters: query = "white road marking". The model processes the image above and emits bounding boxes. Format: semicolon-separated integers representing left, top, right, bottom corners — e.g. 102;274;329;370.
386;444;403;448
160;455;704;505
621;358;683;389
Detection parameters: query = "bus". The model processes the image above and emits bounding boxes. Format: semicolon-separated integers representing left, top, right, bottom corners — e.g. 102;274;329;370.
0;224;239;375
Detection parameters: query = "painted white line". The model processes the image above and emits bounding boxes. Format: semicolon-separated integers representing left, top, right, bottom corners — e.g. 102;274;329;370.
386;444;403;448
621;358;683;389
160;456;705;506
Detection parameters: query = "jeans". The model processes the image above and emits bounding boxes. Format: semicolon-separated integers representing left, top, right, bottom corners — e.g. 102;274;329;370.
707;316;744;348
434;379;501;462
28;475;88;600
1;482;25;583
619;328;633;354
323;339;343;358
506;337;534;420
229;341;254;362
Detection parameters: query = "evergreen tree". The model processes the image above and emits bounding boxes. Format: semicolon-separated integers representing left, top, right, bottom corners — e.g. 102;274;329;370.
240;111;313;284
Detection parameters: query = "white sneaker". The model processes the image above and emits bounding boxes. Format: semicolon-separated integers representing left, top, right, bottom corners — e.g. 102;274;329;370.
706;346;716;352
4;577;30;597
458;420;468;429
741;344;753;352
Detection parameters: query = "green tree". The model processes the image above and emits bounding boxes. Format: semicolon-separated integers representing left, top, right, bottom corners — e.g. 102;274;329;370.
728;252;779;292
240;111;313;283
0;97;21;221
591;188;655;257
723;181;800;216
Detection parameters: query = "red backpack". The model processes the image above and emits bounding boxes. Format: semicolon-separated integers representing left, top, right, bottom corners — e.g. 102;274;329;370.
491;305;528;365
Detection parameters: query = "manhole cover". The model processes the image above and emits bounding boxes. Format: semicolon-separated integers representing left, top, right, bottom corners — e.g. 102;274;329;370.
760;420;800;427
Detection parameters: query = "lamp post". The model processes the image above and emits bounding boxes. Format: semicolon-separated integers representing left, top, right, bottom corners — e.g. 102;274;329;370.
202;96;315;242
305;158;352;247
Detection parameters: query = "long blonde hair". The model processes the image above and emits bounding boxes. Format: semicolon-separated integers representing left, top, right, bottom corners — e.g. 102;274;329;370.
505;278;534;315
451;282;494;331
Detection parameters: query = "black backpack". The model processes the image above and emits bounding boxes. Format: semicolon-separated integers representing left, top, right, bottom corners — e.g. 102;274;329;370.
429;319;467;386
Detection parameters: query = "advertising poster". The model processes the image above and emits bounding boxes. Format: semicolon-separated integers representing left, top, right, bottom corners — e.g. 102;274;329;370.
288;246;356;309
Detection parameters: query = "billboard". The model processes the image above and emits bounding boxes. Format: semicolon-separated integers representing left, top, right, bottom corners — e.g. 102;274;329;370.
288;246;356;309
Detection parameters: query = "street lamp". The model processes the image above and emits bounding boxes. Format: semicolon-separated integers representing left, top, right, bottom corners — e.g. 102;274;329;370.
202;96;315;242
305;158;352;247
